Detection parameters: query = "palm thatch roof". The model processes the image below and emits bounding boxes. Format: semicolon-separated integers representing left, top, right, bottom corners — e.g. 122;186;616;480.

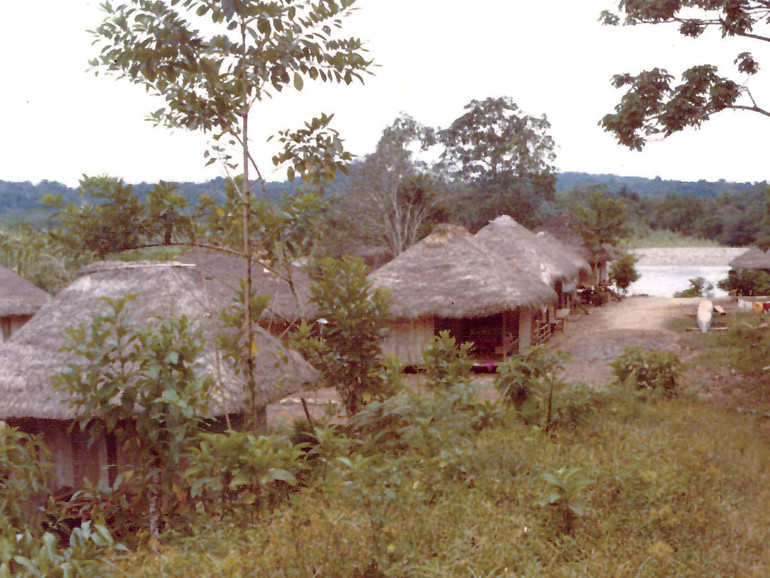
538;213;618;265
180;247;315;325
0;261;317;421
474;215;585;286
370;224;556;319
534;231;591;279
0;264;50;317
729;247;770;270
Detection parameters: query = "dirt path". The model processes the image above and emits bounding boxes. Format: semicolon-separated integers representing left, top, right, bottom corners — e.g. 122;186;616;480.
543;296;705;386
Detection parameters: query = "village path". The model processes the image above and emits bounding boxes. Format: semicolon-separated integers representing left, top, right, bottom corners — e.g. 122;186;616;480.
547;295;704;386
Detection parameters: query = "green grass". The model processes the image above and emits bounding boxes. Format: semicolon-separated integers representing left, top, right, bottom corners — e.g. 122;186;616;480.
111;389;770;576
625;230;722;248
96;308;770;576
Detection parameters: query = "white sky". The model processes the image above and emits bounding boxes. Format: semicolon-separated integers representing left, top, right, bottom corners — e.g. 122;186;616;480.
1;0;767;187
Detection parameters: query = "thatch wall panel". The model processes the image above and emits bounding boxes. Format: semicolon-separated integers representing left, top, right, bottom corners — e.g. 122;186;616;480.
382;317;434;365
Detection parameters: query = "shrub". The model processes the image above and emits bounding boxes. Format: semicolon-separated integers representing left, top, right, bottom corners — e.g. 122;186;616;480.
184;431;306;512
494;346;570;429
291;256;393;416
609;251;640;294
421;330;474;389
717;268;770;296
674;276;713;298
609;347;682;398
0;426;50;530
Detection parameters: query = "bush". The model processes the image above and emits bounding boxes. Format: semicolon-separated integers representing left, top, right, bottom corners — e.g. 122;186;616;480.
609;347;682;398
291;256;394;416
609;251;640;294
184;430;306;512
717;268;770;296
674;276;713;298
421;330;474;389
494;346;570;429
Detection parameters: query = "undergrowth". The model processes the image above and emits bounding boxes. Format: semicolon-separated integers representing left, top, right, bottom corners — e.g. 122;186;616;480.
113;386;770;576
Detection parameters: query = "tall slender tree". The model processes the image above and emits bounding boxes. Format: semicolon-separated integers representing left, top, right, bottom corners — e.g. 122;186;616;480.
90;0;372;429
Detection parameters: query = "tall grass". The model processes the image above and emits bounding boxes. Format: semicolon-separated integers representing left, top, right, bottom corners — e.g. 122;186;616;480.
114;389;770;576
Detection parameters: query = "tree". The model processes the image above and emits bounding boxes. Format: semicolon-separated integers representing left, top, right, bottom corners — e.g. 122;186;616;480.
609;250;640;294
329;114;446;255
88;0;371;429
438;97;556;229
54;296;214;536
600;1;770;150
571;188;630;251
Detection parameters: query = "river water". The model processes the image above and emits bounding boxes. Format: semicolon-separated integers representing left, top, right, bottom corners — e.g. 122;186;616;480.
628;266;731;298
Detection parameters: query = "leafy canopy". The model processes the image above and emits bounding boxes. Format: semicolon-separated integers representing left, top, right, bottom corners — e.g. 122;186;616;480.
600;1;770;149
438;96;556;229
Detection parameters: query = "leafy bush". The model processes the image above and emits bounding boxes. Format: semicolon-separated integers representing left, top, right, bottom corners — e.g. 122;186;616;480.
609;250;640;294
494;346;570;428
292;256;394;416
609;347;682;398
674;276;713;298
718;268;770;296
421;330;474;389
53;295;215;536
0;426;50;530
184;430;306;512
538;467;594;535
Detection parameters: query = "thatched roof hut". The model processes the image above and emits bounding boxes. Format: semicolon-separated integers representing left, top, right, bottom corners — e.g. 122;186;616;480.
370;224;556;363
729;247;770;270
371;223;556;319
0;261;316;422
180;247;315;328
474;215;585;288
534;231;592;283
539;213;619;285
0;264;50;317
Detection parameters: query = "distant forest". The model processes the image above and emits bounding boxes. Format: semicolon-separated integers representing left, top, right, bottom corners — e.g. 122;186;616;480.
0;172;767;248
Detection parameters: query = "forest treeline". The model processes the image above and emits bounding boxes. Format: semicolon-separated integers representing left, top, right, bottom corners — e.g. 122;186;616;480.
1;171;764;249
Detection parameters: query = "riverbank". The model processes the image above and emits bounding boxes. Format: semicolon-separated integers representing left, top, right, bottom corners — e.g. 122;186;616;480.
631;246;747;267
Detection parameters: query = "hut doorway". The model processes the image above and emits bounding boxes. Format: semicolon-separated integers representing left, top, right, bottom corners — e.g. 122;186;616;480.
435;311;519;356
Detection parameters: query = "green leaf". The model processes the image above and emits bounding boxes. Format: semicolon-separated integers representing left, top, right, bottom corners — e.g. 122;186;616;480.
293;72;304;91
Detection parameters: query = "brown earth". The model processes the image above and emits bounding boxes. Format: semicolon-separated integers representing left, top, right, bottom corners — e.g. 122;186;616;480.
547;295;706;386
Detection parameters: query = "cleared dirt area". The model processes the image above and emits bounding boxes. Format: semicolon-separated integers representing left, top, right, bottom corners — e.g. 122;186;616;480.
548;295;706;386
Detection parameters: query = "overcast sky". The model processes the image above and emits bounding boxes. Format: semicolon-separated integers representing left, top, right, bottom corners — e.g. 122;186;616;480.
1;0;767;187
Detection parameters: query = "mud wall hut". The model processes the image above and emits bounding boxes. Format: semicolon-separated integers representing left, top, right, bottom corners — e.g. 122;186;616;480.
0;261;317;489
370;224;557;365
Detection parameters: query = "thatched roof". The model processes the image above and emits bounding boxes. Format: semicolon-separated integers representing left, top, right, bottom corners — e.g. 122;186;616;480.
729;247;770;270
538;213;619;265
180;247;315;324
534;231;591;279
474;215;584;286
370;224;556;319
0;261;317;420
0;264;50;317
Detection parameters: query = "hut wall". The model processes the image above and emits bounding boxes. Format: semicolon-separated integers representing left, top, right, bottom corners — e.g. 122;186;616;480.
382;317;435;365
10;419;110;489
518;309;533;350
